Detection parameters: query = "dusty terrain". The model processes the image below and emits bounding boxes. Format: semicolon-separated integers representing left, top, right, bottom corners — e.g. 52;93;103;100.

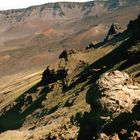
0;1;140;140
0;0;140;80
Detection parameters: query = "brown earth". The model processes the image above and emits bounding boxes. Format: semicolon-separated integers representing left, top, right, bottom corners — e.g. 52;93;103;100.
0;1;140;81
0;1;140;140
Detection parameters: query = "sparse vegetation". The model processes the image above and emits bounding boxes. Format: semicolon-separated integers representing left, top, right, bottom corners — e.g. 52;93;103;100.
0;1;140;140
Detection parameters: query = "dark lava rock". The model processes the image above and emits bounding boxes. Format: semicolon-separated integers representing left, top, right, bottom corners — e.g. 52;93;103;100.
105;23;123;41
59;49;77;60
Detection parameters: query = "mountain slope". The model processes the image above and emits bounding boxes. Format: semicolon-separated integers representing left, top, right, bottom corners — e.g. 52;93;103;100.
0;13;140;140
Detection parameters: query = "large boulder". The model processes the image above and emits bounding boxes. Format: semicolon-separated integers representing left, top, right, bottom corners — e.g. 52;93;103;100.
88;70;140;121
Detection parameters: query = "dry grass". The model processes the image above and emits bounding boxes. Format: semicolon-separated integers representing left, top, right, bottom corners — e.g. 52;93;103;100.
0;70;43;111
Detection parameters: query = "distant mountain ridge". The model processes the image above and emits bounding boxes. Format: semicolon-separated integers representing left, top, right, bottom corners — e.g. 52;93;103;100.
0;0;138;24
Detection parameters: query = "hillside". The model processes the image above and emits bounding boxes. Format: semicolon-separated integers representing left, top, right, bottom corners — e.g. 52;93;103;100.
0;0;140;81
0;12;140;140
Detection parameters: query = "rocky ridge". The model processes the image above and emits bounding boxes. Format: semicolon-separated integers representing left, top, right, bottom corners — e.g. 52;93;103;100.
0;0;138;24
105;23;123;41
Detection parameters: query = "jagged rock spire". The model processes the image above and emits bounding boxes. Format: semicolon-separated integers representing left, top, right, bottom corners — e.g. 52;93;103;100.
105;22;123;41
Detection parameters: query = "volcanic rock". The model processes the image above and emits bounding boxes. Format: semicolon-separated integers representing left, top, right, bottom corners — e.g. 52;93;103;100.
97;133;119;140
59;49;77;60
105;23;123;41
88;70;140;122
125;15;140;57
41;65;68;85
86;42;96;49
127;14;140;41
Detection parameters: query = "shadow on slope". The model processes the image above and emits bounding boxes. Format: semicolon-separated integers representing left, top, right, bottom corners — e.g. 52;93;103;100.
68;33;140;92
0;64;69;132
0;82;49;132
77;91;140;140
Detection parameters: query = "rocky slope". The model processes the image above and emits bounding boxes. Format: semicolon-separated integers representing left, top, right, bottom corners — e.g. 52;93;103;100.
82;70;140;140
0;13;140;140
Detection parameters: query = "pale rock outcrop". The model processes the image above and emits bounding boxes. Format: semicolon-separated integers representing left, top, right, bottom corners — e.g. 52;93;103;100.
90;70;140;121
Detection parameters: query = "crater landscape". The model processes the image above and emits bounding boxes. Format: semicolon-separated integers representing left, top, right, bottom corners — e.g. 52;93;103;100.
0;0;140;140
